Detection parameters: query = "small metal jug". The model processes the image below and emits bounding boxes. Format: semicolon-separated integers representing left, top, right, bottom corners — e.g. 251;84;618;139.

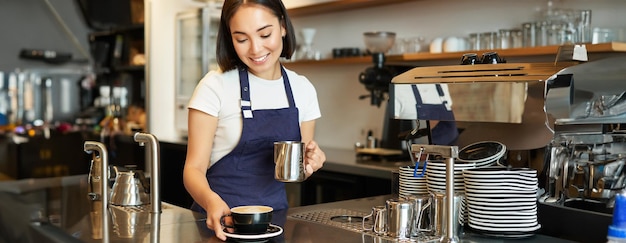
110;165;150;206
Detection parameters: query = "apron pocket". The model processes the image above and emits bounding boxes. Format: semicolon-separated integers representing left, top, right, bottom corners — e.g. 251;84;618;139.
236;138;275;175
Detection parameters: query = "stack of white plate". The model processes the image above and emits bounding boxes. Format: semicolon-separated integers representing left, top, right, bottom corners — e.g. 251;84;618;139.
398;165;428;197
425;160;475;193
462;167;540;239
425;160;476;226
457;141;507;167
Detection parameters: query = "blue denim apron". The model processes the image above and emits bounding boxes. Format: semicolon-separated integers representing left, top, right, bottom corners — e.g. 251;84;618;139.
411;84;458;145
191;66;301;218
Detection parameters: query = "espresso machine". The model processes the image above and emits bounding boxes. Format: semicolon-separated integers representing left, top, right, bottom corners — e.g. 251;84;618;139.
532;55;626;242
389;53;626;241
542;55;626;209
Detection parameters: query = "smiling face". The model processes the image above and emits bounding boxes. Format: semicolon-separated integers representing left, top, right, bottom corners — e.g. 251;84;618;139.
229;4;285;80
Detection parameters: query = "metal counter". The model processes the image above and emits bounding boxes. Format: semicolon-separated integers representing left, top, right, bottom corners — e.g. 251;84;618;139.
284;195;577;243
0;175;578;243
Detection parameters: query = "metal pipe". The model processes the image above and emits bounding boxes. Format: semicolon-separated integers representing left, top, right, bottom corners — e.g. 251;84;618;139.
134;132;162;214
84;141;109;243
150;213;161;243
441;157;458;243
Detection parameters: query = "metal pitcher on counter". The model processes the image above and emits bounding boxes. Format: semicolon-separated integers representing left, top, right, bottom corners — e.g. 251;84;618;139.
110;165;150;206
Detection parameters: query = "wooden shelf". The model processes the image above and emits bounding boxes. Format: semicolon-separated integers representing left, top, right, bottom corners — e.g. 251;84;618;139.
285;42;626;66
400;42;626;61
287;0;416;17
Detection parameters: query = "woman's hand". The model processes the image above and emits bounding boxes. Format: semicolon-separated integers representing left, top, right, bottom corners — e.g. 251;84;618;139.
304;140;326;178
204;198;232;241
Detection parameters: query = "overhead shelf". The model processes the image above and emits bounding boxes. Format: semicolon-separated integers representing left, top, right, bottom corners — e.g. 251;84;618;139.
287;0;415;17
285;42;626;65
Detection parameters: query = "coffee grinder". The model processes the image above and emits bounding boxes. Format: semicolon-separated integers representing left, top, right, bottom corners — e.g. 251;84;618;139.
358;32;415;158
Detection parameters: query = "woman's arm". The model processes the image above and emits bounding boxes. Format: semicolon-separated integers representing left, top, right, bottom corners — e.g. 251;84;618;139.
183;108;230;241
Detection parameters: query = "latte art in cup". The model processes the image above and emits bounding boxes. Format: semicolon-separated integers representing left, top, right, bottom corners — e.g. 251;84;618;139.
231;205;273;214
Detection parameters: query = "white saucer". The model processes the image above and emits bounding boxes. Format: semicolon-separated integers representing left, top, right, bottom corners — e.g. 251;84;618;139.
468;211;537;221
223;224;283;242
399;175;427;180
465;196;536;204
399;182;427;187
463;180;537;189
426;175;464;183
463;175;538;187
466;202;536;212
399;185;427;190
399;185;428;190
463;167;536;176
467;207;537;216
462;173;537;180
468;221;541;232
425;170;464;176
469;215;537;225
466;198;536;207
465;188;536;195
426;163;476;170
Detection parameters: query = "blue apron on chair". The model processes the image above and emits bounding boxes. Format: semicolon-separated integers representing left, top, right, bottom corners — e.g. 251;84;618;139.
191;66;301;218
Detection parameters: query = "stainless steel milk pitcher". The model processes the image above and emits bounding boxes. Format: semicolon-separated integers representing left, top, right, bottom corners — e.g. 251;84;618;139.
362;205;387;235
274;141;307;182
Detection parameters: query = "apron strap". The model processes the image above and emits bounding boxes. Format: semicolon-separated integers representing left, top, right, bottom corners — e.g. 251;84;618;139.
239;65;296;119
434;84;452;110
280;66;297;108
239;67;253;118
411;84;423;106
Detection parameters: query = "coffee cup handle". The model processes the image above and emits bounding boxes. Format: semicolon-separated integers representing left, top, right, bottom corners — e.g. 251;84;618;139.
220;214;234;229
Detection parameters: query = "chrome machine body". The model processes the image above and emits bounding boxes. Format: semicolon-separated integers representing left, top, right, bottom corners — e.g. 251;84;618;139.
543;56;626;208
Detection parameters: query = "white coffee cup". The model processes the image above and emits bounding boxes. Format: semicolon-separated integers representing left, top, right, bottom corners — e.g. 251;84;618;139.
430;37;444;53
443;36;469;52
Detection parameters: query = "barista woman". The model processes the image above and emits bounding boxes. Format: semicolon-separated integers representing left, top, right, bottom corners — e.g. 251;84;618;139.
183;0;326;240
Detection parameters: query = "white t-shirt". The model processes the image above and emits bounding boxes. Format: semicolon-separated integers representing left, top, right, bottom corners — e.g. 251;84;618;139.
187;68;321;167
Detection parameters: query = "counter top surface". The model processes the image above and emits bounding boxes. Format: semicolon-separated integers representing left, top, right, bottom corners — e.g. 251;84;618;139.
0;175;585;243
44;196;581;243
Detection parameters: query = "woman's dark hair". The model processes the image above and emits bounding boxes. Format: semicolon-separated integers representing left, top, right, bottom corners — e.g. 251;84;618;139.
216;0;296;72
